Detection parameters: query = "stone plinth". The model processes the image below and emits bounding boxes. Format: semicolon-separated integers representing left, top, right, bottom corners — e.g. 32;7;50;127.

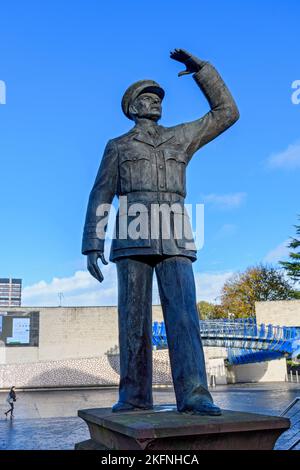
75;405;290;450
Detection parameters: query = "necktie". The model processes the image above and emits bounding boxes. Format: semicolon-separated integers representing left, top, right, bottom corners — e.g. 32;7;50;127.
147;125;159;144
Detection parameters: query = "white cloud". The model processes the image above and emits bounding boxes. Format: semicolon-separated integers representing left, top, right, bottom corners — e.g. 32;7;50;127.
203;192;246;210
194;271;233;303
264;240;290;263
22;265;118;306
267;142;300;170
23;267;232;307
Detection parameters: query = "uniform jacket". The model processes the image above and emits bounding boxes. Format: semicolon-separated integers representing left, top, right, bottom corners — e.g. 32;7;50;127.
82;62;239;262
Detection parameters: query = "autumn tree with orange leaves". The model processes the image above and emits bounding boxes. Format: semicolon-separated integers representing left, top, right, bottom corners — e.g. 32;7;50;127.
219;264;295;318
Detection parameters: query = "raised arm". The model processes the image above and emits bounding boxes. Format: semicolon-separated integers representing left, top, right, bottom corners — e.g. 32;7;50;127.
170;48;239;159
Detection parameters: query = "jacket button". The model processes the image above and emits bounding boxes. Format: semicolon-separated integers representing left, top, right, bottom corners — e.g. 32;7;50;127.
160;184;164;188
159;165;163;169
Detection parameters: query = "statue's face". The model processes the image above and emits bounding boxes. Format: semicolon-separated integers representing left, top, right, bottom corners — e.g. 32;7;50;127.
130;92;162;121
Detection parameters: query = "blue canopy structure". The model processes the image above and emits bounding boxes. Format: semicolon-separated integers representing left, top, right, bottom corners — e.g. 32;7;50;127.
152;318;300;365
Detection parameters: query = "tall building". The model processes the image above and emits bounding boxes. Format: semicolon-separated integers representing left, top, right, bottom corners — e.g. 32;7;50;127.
0;278;22;307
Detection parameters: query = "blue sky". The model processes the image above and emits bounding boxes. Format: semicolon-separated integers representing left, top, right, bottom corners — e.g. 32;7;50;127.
0;0;299;305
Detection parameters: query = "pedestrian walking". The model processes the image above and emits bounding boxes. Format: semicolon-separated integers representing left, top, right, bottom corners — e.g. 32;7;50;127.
4;386;17;419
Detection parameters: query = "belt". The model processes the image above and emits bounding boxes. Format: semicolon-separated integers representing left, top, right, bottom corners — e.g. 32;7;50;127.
122;191;185;204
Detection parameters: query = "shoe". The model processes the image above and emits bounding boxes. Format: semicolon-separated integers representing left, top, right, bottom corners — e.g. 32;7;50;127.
112;401;153;413
180;401;222;416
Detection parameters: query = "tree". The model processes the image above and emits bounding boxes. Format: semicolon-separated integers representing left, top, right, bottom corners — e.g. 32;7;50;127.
280;216;300;283
197;301;226;320
197;301;213;320
219;264;295;318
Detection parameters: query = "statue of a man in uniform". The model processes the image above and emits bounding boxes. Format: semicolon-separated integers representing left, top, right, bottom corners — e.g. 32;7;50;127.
82;49;239;415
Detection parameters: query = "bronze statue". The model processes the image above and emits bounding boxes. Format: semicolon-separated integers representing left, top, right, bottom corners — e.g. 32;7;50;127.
82;49;239;415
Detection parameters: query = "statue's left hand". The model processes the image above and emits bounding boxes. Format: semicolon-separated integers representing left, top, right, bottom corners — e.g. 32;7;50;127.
170;48;205;77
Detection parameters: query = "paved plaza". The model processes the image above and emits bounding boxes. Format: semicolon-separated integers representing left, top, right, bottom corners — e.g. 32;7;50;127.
0;383;299;450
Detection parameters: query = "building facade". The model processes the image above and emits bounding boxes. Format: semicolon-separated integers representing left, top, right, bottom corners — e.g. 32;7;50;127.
0;278;22;307
0;306;227;388
0;302;295;389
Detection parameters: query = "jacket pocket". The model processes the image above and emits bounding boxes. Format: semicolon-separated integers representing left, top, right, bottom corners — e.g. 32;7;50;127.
164;150;186;194
171;204;196;250
119;153;152;192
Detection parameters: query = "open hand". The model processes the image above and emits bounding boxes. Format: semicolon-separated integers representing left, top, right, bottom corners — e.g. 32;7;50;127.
170;48;203;77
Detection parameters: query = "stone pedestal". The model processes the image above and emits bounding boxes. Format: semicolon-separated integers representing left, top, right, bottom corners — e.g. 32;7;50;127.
75;405;290;450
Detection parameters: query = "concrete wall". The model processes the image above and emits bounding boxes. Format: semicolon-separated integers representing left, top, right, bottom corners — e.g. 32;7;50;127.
3;347;38;364
0;306;230;388
8;302;299;365
256;300;300;327
227;358;287;384
0;350;172;389
241;300;300;383
0;348;228;390
2;306;164;364
2;302;296;387
204;347;227;385
38;307;119;361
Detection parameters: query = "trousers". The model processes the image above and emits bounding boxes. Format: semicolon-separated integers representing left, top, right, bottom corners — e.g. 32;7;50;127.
116;255;212;411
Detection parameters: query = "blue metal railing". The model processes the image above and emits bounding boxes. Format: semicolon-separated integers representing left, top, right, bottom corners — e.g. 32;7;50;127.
152;318;300;365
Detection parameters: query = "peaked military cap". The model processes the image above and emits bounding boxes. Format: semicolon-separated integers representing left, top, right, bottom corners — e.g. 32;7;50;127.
121;79;165;120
